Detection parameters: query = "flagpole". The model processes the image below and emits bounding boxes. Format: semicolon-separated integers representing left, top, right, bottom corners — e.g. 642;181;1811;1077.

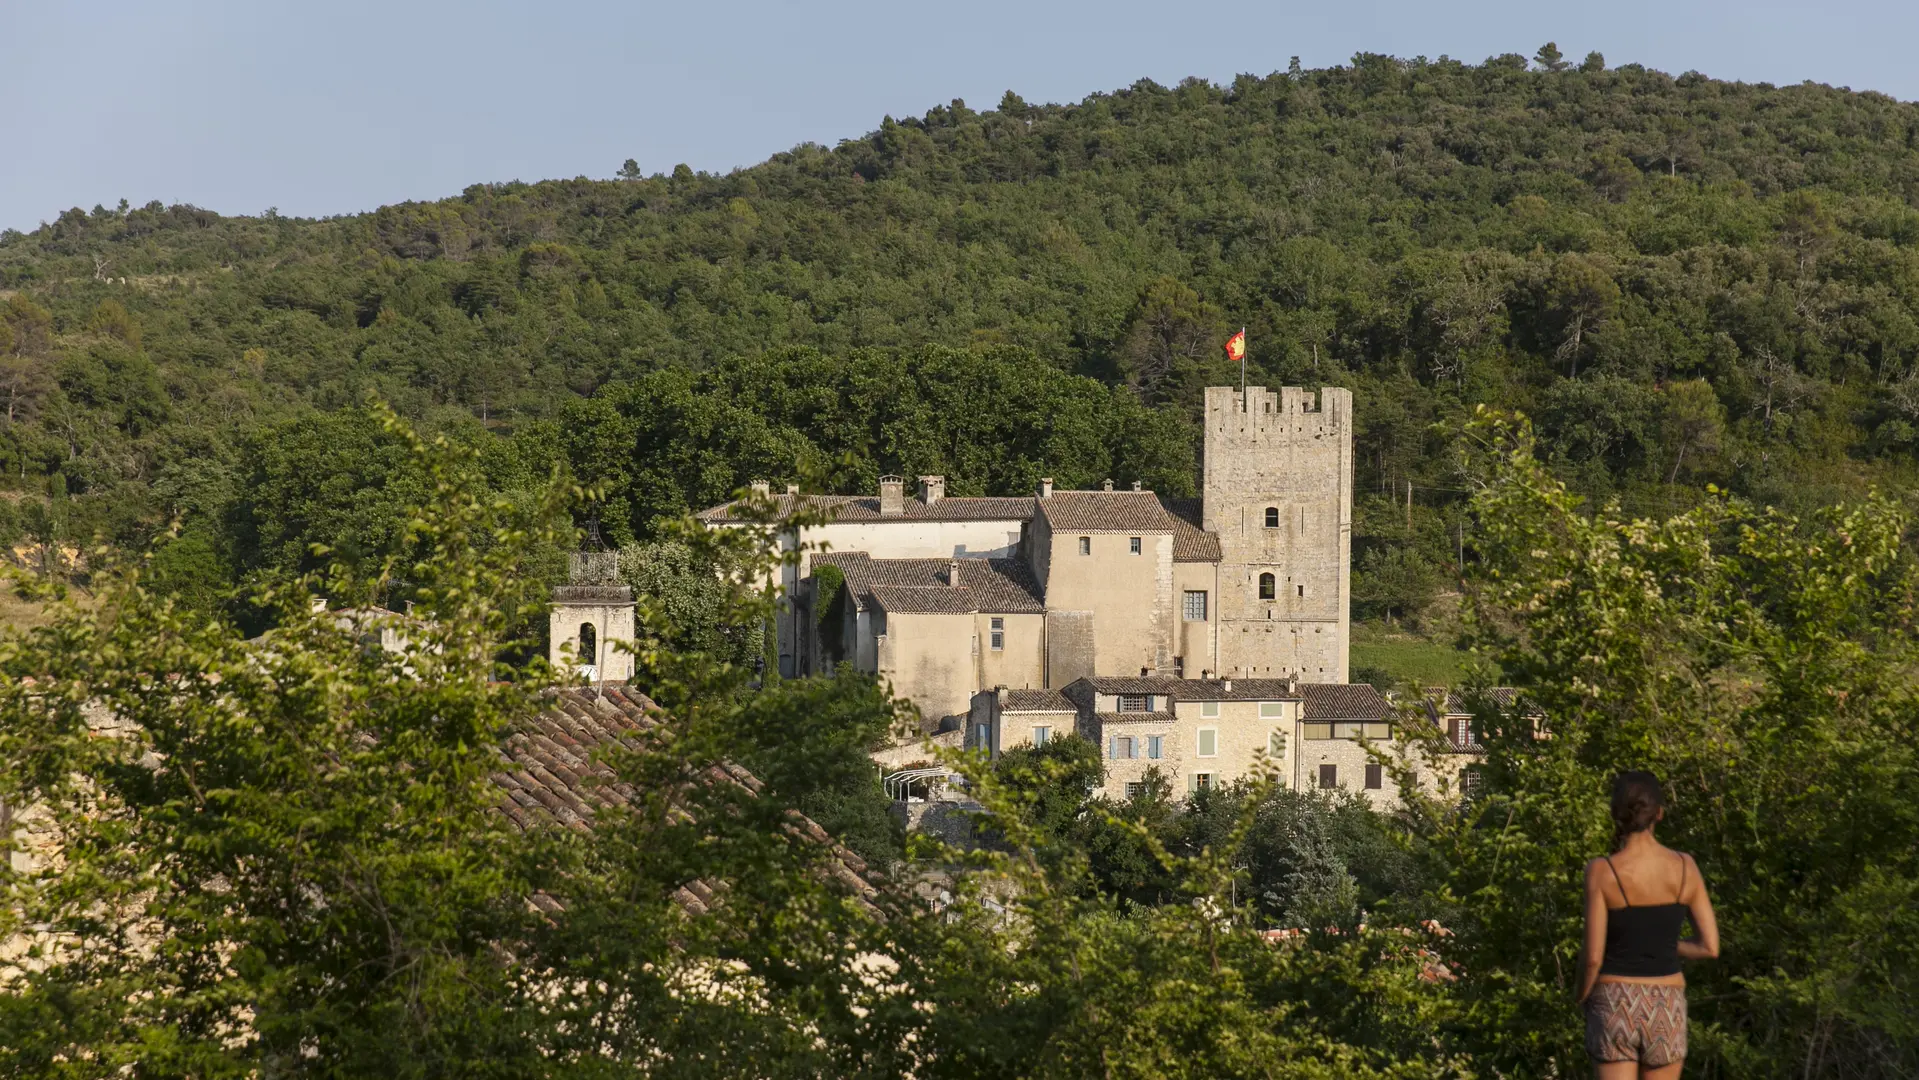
1239;326;1247;410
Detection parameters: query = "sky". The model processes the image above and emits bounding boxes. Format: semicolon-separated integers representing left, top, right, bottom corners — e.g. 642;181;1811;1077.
4;0;1915;233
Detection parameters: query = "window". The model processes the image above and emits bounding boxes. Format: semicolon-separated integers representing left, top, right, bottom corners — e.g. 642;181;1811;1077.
1032;726;1050;747
1146;734;1163;759
1200;699;1220;718
1297;583;1306;598
1118;694;1151;713
1258;701;1285;718
578;622;597;667
989;616;1004;651
1319;764;1338;789
1269;731;1285;756
1125;782;1146;800
1332;721;1394;740
1258;573;1276;600
1303;722;1333;740
1264;506;1279;528
1129;536;1142;555
1191;772;1214;793
1110;735;1136;760
1197;728;1217;757
1182;590;1208;621
1365;763;1384;790
1078;536;1091;556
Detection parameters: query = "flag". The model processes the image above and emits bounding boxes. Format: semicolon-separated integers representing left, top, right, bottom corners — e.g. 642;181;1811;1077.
1223;329;1247;362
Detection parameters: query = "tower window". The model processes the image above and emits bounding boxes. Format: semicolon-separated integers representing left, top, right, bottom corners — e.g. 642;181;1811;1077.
578;622;597;668
1078;536;1091;556
1264;506;1279;528
1258;573;1276;600
1297;583;1306;598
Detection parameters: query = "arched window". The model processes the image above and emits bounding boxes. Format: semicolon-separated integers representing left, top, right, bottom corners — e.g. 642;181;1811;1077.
1258;573;1276;600
578;622;597;668
1264;506;1279;528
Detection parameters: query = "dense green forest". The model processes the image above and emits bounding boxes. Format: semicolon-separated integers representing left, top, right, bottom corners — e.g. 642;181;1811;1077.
7;47;1919;627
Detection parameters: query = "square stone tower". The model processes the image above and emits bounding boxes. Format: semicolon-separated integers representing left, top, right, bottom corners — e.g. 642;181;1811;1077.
549;550;636;683
1202;386;1352;682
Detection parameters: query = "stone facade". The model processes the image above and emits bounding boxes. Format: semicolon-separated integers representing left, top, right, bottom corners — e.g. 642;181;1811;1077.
548;551;636;683
1204;386;1353;683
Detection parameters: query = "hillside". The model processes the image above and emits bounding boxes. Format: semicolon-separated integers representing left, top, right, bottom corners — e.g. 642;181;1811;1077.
6;49;1919;616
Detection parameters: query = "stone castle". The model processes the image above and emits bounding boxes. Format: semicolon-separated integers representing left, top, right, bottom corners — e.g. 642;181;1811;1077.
682;385;1354;726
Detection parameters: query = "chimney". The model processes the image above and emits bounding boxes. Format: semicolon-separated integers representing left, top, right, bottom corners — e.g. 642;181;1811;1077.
311;597;329;614
879;475;904;516
1102;479;1114;491
949;559;961;587
996;685;1008;706
921;475;945;505
1038;477;1054;498
786;483;799;495
1223;678;1233;693
1287;673;1299;694
750;480;771;496
1131;480;1142;491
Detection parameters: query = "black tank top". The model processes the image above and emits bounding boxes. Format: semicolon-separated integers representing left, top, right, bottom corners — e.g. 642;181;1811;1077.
1598;854;1689;977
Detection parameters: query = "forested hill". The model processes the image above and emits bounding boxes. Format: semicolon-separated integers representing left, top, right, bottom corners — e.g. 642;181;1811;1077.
7;49;1919;614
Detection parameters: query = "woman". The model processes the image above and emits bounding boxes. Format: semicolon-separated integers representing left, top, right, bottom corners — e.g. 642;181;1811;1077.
1576;771;1720;1078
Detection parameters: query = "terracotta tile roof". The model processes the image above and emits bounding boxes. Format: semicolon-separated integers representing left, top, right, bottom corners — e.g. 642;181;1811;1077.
696;494;1034;524
1161;498;1224;563
1095;711;1173;724
1299;683;1392;720
998;688;1076;713
490;684;878;914
1429;687;1532;716
815;552;1044;614
1035;490;1181;534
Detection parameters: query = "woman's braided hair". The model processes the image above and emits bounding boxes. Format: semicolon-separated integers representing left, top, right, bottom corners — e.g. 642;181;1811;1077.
1611;770;1665;851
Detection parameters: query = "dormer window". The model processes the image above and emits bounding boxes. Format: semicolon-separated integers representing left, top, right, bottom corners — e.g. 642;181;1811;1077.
1264;507;1279;528
1118;694;1151;712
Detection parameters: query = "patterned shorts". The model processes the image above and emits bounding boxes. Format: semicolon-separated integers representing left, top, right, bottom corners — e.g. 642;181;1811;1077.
1586;981;1688;1066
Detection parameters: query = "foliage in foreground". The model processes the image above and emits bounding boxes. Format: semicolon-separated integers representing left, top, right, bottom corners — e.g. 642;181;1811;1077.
1406;411;1919;1078
6;408;1918;1077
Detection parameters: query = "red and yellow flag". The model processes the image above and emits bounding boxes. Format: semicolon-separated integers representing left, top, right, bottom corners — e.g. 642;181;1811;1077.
1223;329;1247;362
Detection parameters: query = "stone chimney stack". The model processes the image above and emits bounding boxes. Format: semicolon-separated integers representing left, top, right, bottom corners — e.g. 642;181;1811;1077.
1223;678;1233;693
1102;478;1114;491
949;559;961;587
1131;480;1142;491
879;475;904;516
749;480;770;496
1038;477;1054;498
921;475;945;505
785;483;799;495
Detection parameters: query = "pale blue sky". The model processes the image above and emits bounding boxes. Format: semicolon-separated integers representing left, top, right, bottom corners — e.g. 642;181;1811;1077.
4;0;1913;232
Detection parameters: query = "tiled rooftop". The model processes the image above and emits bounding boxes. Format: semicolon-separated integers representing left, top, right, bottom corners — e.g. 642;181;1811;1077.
490;684;878;913
1035;490;1182;534
1065;676;1392;720
997;688;1076;713
696;493;1035;524
815;552;1045;615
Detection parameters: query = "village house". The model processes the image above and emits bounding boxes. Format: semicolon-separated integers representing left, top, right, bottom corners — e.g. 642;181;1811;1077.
963;675;1403;807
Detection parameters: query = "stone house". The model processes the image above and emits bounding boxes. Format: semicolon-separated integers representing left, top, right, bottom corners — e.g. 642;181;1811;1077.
964;676;1403;807
696;385;1354;732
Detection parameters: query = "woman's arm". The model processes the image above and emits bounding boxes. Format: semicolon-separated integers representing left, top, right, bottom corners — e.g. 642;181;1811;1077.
1576;860;1609;1004
1677;853;1719;961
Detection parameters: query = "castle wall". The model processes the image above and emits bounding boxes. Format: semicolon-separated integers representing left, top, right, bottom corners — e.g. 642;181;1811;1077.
1203;386;1352;683
1037;530;1173;678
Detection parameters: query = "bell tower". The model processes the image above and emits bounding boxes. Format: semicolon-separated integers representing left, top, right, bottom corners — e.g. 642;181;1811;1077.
1203;385;1352;683
549;522;635;683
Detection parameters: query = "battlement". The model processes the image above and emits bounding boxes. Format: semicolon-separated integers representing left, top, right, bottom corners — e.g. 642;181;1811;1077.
1204;386;1350;440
